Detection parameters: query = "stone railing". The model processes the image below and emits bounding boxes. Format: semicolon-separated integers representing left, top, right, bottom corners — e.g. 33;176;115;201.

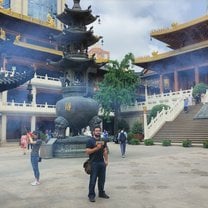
121;88;192;113
0;100;56;115
30;73;62;88
144;97;185;139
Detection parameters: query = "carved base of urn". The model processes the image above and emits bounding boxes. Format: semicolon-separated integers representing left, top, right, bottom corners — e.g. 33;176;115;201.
53;135;90;158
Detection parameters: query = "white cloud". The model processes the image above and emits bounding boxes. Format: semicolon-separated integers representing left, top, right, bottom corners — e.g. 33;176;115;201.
66;0;207;71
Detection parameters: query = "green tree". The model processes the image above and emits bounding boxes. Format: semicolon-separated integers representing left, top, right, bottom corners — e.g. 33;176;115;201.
94;53;139;135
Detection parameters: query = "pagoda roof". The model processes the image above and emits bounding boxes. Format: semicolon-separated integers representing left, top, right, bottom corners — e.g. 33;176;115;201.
57;7;98;26
151;15;208;49
52;28;96;45
0;7;60;39
134;40;208;71
49;55;95;71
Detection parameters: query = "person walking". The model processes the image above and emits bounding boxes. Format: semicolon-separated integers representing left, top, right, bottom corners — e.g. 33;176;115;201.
117;129;127;158
28;130;42;186
86;126;109;202
184;98;189;113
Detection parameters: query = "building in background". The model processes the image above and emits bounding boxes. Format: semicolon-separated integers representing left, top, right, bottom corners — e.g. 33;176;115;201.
0;1;109;142
135;16;208;94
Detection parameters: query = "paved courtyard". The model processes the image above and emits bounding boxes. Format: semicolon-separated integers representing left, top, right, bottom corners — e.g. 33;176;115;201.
0;142;208;208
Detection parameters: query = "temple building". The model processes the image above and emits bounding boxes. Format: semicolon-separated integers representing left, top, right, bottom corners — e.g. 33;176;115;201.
0;0;109;142
135;15;208;94
134;14;208;142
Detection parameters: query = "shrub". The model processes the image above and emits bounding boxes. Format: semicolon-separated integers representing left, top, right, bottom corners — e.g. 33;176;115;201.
148;104;170;124
129;139;140;145
203;140;208;148
131;121;144;134
192;83;208;98
127;132;134;143
144;138;154;146
182;139;192;147
162;139;171;146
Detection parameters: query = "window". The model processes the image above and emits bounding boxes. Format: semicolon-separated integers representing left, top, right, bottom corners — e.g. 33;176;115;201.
2;0;10;9
28;0;57;21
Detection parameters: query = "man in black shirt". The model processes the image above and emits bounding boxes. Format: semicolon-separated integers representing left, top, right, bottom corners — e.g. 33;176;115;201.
86;126;109;202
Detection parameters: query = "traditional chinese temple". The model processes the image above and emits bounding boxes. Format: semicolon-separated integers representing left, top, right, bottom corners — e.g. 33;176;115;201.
135;16;208;94
0;0;109;142
134;15;208;143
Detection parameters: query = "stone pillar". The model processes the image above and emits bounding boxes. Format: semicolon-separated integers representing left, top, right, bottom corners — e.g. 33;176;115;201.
2;55;7;71
144;83;148;105
0;114;7;143
2;90;7;105
194;67;199;84
174;71;179;92
159;74;163;93
143;106;148;140
31;116;36;132
32;86;36;106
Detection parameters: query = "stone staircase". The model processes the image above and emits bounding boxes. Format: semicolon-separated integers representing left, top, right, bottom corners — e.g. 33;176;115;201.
153;104;208;143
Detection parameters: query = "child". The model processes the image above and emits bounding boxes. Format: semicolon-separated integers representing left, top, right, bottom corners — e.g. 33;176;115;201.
20;131;28;155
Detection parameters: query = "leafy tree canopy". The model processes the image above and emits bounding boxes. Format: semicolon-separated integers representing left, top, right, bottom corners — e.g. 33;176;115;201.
94;53;139;119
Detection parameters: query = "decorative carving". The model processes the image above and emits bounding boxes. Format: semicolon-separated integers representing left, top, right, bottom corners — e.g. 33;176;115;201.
151;51;159;56
88;115;102;132
54;116;69;139
0;28;5;39
15;34;21;42
171;22;178;28
47;13;55;27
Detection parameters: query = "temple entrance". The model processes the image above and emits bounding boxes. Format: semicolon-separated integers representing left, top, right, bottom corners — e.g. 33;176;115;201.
178;69;194;90
199;66;208;84
163;73;174;93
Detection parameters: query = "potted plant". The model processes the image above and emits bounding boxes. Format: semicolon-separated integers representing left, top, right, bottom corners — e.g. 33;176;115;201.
131;121;144;141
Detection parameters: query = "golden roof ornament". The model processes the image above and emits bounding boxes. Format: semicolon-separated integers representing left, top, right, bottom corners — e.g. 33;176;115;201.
171;22;178;28
0;28;6;40
151;51;159;57
15;34;21;42
47;13;55;27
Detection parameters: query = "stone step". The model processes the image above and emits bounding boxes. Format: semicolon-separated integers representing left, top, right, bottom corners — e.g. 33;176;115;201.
153;104;208;143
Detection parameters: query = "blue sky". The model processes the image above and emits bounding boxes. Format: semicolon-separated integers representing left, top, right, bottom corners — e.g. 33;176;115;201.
66;0;207;69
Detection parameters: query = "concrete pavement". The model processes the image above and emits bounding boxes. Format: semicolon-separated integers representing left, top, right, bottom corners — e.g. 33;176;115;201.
1;142;208;208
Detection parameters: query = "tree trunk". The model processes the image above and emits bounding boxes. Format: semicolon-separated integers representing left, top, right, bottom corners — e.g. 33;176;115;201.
113;107;120;137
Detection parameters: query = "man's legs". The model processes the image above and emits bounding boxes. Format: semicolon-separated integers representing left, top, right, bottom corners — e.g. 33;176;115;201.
88;163;98;200
98;162;109;198
98;162;106;195
120;143;125;156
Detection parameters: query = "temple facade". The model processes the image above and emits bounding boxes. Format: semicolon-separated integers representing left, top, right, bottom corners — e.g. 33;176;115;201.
0;1;109;142
135;15;208;95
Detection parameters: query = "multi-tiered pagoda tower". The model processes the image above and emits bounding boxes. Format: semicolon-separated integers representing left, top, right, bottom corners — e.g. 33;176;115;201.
51;0;103;157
